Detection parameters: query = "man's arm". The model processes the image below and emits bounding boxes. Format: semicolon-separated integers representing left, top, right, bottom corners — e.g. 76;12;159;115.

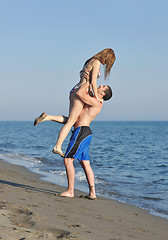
76;82;101;107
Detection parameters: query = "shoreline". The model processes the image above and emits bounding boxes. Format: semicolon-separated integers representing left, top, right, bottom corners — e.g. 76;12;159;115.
2;156;168;221
0;158;168;240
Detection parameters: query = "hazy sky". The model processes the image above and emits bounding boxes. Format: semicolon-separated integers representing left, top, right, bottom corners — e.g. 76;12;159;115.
0;0;168;121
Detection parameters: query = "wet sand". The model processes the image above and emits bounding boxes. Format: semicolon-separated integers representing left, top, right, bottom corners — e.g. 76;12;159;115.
0;159;167;240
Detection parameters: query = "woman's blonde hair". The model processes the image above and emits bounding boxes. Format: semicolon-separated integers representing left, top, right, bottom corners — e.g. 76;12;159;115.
92;48;116;79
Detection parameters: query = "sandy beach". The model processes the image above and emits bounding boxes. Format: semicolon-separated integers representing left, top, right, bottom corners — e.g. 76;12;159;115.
0;159;167;240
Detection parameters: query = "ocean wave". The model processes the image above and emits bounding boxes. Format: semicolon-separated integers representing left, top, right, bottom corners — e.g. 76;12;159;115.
0;153;43;165
140;196;163;201
150;210;168;219
49;170;67;177
49;170;88;183
48;169;106;185
0;142;16;149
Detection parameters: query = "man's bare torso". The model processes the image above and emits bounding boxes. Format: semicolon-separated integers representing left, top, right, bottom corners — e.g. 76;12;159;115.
75;102;102;128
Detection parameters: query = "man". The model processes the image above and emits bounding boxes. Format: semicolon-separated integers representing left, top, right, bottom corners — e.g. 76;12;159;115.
34;82;112;199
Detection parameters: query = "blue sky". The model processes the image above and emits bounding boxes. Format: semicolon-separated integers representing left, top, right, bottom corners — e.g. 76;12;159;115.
0;0;168;121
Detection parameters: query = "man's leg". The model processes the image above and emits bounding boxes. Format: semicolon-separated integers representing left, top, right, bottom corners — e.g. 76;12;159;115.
80;160;96;199
61;157;75;197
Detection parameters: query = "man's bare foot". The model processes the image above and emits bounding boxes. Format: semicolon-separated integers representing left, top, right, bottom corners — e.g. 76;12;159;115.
34;112;47;126
85;194;97;200
60;191;74;198
52;147;65;157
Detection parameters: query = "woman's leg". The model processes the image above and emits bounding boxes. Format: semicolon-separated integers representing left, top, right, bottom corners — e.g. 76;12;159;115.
52;96;84;156
45;114;68;124
34;113;68;125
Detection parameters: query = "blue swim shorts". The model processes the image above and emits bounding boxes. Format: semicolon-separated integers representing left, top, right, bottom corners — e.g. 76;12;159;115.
64;126;92;162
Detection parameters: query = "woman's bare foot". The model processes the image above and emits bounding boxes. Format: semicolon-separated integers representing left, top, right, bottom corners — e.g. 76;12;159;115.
34;112;47;126
60;191;74;198
52;147;64;157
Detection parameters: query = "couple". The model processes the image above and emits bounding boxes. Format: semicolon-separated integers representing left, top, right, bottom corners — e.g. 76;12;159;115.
34;81;112;199
34;48;115;199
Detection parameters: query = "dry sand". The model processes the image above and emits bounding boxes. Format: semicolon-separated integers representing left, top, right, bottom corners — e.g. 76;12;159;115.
0;159;167;240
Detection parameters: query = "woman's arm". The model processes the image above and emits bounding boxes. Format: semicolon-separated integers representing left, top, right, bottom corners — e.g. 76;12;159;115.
90;60;101;100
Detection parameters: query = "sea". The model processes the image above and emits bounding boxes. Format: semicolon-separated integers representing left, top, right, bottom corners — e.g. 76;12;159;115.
0;121;168;220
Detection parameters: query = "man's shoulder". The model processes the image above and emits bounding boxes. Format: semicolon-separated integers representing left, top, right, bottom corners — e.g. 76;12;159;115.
90;99;103;109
